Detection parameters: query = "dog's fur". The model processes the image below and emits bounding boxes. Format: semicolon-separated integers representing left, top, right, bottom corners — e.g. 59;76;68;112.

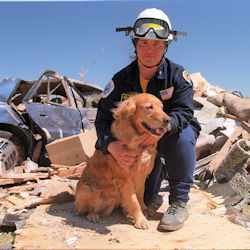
74;93;170;229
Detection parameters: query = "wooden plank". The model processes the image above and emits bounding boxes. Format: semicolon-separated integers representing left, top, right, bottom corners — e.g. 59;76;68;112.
217;111;250;133
195;152;218;169
194;152;218;177
56;165;86;178
58;173;82;179
208;126;243;173
50;161;86;169
241;121;250;133
0;173;49;186
217;110;241;121
6;183;37;193
0;173;49;179
5;195;25;206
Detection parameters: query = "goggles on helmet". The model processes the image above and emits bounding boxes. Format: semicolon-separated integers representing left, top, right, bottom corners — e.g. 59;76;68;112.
133;18;170;39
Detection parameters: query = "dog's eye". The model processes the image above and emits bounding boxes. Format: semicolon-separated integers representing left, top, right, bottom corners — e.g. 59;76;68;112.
146;105;153;109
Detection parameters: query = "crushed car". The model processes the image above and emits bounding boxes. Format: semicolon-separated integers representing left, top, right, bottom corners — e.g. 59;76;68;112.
0;70;102;172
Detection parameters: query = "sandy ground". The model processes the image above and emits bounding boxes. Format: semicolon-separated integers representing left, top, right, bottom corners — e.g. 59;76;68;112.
14;187;250;249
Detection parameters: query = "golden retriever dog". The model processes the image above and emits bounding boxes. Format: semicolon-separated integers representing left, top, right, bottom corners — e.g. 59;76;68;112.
75;93;170;229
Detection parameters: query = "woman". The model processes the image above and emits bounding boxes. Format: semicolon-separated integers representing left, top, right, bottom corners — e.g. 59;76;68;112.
95;8;201;231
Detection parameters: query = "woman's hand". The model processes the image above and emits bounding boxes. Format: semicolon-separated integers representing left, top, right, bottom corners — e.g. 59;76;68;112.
107;141;139;168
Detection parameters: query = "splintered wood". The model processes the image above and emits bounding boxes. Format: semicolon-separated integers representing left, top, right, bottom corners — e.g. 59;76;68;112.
208;126;243;173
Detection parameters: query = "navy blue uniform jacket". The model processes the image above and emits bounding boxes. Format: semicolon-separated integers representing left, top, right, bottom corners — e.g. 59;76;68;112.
95;58;201;154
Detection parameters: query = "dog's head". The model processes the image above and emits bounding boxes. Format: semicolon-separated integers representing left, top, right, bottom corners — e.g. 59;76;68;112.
112;93;171;136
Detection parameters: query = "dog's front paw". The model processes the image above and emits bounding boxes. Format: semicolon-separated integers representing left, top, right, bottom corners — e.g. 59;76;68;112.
86;213;100;222
134;216;149;229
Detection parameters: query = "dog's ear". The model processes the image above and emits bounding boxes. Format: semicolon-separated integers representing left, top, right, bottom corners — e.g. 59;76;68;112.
112;96;136;120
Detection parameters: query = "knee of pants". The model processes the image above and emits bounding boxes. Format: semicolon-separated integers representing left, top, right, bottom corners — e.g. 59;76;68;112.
158;126;197;183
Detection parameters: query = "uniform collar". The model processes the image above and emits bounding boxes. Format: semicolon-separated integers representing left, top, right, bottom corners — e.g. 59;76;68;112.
126;58;167;88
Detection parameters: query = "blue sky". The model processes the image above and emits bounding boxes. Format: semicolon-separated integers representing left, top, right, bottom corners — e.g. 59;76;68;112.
1;0;250;97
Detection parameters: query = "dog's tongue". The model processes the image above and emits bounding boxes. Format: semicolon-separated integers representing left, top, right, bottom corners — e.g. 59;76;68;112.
156;127;167;136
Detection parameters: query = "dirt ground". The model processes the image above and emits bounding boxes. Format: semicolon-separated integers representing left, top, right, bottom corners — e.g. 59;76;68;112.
14;185;250;249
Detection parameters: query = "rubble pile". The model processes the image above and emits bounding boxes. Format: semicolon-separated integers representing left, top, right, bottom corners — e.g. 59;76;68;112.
191;72;250;226
0;72;249;244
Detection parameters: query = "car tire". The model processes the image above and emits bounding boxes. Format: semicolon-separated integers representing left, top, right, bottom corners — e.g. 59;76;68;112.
0;130;25;172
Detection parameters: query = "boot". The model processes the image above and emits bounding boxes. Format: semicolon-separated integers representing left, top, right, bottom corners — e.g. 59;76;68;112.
158;201;189;231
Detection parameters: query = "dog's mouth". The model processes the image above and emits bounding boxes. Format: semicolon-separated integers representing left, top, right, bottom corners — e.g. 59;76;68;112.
141;122;167;136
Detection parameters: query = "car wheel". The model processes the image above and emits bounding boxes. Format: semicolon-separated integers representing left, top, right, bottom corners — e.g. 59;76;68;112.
0;130;25;172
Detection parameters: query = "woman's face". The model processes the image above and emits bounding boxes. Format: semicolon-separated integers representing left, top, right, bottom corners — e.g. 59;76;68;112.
136;38;165;68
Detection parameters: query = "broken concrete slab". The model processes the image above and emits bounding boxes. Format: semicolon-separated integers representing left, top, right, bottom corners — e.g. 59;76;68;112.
220;118;240;138
196;132;216;160
207;92;225;107
233;213;250;229
39;176;75;200
223;92;250;121
201;117;225;134
0;212;31;230
194;97;220;125
215;139;249;182
210;134;228;154
23;176;76;208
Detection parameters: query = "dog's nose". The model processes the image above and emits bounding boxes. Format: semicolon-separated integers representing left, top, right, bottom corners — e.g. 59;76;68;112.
163;116;171;126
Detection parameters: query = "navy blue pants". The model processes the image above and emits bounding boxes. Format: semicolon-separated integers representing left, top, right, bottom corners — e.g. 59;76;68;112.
144;125;198;205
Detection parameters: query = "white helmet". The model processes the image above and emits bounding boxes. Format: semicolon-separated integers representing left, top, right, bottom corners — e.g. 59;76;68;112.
130;8;174;42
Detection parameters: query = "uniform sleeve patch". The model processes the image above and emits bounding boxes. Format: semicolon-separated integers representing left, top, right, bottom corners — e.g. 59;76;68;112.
182;70;192;85
101;80;115;98
160;86;174;100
